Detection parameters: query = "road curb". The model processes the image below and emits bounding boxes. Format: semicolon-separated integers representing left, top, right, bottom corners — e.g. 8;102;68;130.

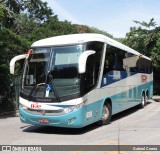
152;96;160;102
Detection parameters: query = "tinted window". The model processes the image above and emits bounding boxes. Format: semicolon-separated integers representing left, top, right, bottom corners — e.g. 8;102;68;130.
103;45;125;75
103;44;152;74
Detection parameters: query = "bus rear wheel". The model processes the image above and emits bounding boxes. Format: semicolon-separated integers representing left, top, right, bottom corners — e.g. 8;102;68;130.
139;93;146;108
97;103;112;126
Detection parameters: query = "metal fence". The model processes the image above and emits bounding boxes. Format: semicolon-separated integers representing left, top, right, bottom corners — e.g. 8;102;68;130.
13;75;22;108
0;75;22;114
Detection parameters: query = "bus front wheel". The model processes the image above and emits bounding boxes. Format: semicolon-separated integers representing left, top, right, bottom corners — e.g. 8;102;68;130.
97;103;112;126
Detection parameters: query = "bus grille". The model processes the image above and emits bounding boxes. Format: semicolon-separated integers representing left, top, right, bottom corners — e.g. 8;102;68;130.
25;108;65;116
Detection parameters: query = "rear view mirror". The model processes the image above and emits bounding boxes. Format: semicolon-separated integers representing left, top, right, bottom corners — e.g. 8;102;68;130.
10;54;28;75
78;50;96;74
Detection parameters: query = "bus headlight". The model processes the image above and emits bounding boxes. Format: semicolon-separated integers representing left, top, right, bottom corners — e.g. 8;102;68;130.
64;102;85;113
19;103;27;110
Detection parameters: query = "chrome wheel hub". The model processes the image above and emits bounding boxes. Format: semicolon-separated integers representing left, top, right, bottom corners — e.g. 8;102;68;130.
102;106;109;121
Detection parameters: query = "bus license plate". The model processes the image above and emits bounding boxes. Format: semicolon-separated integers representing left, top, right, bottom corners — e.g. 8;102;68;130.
38;118;49;123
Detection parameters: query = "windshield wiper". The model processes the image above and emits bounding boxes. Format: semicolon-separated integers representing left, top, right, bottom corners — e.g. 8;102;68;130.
28;83;45;101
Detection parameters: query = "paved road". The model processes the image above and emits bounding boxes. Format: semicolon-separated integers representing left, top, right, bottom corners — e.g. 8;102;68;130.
0;100;160;154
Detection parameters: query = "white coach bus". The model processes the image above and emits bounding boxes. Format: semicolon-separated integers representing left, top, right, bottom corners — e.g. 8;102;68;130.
10;34;153;128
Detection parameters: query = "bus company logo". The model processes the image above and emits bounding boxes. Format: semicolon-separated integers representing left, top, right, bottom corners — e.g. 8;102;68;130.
31;103;41;109
141;75;147;83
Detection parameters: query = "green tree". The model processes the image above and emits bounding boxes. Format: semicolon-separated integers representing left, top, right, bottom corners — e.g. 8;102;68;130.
1;0;22;28
124;18;159;57
13;13;39;35
0;29;30;111
22;0;53;22
0;3;5;28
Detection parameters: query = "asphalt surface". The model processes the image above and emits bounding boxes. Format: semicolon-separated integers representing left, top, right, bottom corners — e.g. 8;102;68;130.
0;100;160;154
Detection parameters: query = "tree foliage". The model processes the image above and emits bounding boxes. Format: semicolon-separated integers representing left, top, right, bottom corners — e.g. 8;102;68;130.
0;0;114;111
21;0;53;22
0;3;5;27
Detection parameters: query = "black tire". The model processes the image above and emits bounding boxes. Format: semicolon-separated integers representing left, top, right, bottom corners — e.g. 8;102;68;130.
139;93;146;108
97;103;112;126
145;91;149;103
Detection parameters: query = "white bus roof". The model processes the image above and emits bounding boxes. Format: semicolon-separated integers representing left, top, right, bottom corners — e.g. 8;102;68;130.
31;33;151;60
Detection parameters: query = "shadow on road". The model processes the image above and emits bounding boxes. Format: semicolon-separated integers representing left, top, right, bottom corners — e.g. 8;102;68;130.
111;105;139;122
22;123;100;135
22;102;152;135
111;101;152;122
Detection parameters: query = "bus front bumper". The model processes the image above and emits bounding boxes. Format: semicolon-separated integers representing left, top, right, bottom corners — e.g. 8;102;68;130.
19;106;87;128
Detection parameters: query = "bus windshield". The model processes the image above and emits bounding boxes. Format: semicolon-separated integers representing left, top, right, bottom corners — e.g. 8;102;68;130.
22;45;84;102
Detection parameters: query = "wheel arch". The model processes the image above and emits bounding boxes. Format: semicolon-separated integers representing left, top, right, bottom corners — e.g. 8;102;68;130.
104;98;112;107
97;97;112;126
141;89;146;98
102;97;112;113
145;89;149;97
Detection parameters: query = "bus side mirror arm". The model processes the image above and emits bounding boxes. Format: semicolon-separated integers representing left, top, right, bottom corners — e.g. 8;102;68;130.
78;50;96;74
10;54;28;75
